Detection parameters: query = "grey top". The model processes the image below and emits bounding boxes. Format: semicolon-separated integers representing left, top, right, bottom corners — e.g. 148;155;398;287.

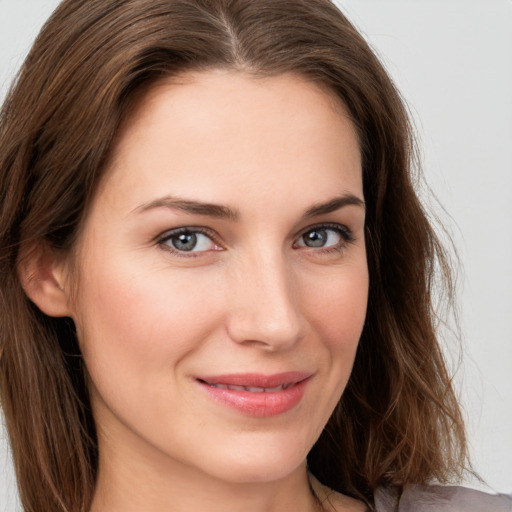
310;474;512;512
375;484;512;512
375;485;512;512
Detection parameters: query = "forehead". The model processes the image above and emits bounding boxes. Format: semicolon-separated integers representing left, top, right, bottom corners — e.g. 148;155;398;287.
95;70;362;215
120;70;353;132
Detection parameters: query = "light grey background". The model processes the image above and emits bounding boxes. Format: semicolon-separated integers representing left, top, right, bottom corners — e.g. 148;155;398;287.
1;0;511;509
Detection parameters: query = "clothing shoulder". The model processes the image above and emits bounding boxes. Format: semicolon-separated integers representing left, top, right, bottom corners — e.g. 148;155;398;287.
375;484;512;512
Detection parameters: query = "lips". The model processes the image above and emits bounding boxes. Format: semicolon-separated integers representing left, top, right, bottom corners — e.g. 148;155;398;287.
206;383;292;392
195;372;312;417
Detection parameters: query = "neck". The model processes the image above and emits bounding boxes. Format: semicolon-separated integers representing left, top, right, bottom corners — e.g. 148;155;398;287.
89;430;321;512
90;458;319;512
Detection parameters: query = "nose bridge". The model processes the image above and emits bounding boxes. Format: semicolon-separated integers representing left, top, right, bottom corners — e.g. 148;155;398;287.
227;246;304;349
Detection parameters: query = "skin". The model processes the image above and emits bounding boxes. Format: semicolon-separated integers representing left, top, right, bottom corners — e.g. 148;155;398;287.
55;71;369;511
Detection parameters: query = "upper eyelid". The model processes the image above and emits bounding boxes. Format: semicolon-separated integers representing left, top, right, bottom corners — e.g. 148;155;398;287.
157;222;349;237
157;226;218;243
293;222;352;240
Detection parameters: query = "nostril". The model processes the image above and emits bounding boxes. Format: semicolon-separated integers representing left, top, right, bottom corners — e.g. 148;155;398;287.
226;315;304;351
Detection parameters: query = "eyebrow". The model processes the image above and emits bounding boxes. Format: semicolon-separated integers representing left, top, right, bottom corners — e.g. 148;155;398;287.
303;194;365;218
132;193;364;220
133;196;239;220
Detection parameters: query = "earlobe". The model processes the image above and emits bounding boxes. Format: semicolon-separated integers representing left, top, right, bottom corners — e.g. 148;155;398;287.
17;244;74;318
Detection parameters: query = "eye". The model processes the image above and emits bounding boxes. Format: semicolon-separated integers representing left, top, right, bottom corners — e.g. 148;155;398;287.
158;228;220;254
295;224;353;250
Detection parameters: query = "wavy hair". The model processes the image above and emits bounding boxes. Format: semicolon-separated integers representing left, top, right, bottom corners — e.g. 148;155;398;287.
0;1;467;510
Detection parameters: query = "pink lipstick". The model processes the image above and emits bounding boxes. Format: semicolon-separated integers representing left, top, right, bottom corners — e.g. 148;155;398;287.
195;371;312;417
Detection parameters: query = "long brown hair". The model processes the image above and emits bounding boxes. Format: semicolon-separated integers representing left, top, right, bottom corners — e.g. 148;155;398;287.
0;1;467;510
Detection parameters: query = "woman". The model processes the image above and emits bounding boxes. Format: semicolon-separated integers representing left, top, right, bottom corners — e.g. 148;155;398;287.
0;1;510;511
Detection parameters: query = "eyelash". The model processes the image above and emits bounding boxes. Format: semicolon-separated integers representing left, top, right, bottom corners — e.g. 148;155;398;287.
157;226;220;258
156;223;355;257
294;223;355;255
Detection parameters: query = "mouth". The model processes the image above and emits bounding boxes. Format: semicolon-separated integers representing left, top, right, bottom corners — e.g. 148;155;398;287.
195;372;312;417
201;382;294;392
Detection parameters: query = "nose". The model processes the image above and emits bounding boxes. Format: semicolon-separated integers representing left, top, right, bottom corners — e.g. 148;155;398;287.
225;249;305;351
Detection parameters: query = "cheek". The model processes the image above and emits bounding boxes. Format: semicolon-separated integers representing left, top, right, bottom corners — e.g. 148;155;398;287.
304;264;368;352
72;257;224;390
294;262;368;438
300;260;368;415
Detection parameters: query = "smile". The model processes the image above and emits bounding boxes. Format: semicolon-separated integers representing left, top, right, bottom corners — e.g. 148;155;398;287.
195;372;312;417
203;382;294;392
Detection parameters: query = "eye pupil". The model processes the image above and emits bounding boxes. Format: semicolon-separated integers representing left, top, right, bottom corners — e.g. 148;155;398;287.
172;232;197;251
303;229;327;247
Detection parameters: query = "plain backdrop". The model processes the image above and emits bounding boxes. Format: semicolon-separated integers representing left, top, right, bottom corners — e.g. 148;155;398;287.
1;0;511;509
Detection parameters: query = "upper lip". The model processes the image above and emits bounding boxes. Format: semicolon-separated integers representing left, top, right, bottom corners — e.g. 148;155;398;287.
196;371;313;388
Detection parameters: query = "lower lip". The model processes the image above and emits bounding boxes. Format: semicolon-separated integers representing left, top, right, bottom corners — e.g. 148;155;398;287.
197;378;310;417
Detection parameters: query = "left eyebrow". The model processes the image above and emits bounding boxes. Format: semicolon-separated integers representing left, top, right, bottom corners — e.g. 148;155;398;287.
302;194;365;218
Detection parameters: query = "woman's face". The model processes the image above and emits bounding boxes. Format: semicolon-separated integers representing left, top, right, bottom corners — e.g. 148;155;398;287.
69;71;368;484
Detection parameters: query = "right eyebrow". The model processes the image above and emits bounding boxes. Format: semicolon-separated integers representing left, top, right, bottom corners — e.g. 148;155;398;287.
131;195;240;221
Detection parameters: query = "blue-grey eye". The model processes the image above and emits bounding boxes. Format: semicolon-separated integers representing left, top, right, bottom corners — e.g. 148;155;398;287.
162;230;216;252
297;227;343;248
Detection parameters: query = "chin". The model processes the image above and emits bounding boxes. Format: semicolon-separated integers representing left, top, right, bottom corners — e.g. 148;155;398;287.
209;459;305;485
191;432;313;484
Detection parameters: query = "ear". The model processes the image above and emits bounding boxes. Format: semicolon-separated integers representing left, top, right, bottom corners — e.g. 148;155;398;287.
18;243;74;318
